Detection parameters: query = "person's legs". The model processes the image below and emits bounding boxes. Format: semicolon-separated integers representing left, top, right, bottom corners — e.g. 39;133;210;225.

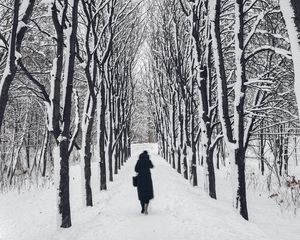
144;200;149;215
140;200;145;213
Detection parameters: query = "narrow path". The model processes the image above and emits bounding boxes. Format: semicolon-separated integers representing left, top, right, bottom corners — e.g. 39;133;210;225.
0;143;274;240
65;143;270;240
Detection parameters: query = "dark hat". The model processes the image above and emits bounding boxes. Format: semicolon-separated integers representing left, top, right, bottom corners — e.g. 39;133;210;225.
142;150;148;155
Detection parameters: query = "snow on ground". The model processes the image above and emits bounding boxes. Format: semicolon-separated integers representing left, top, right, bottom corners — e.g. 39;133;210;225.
0;143;300;240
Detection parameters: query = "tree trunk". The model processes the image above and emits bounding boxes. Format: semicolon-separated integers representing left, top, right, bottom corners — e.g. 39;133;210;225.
57;141;71;228
190;82;197;186
207;147;216;199
260;124;265;175
118;137;122;169
99;79;107;190
279;126;284;176
114;143;118;174
216;142;221;170
183;144;188;180
26;131;30;169
183;99;190;180
172;92;176;169
177;146;181;174
81;95;96;206
235;149;248;220
108;96;114;181
41;130;49;177
191;141;197;186
284;136;289;176
178;101;183;174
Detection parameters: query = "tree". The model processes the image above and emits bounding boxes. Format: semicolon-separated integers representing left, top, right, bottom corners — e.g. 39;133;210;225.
50;0;80;228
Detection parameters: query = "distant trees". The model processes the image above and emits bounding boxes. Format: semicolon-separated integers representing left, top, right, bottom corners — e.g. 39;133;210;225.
147;0;197;185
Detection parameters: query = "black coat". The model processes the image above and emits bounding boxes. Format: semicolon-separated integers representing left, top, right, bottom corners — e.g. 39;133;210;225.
134;155;154;202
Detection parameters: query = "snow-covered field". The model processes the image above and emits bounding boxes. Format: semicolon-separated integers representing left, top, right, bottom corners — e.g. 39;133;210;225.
0;143;299;240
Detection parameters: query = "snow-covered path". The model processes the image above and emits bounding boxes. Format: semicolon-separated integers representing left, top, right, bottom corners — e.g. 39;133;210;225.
0;144;298;240
88;144;271;240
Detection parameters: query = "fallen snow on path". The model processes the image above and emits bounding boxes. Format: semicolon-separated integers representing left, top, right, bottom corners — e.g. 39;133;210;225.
0;143;299;240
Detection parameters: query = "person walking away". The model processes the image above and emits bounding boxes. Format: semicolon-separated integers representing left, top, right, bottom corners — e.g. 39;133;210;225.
134;151;154;215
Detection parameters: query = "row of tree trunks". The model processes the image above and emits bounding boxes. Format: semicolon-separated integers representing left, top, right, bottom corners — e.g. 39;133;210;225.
0;0;138;229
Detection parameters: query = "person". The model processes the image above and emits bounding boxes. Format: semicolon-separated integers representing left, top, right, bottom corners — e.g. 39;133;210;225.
134;151;154;215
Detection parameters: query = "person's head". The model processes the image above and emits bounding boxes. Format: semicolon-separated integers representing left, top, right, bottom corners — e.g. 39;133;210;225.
142;150;148;156
139;151;149;161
